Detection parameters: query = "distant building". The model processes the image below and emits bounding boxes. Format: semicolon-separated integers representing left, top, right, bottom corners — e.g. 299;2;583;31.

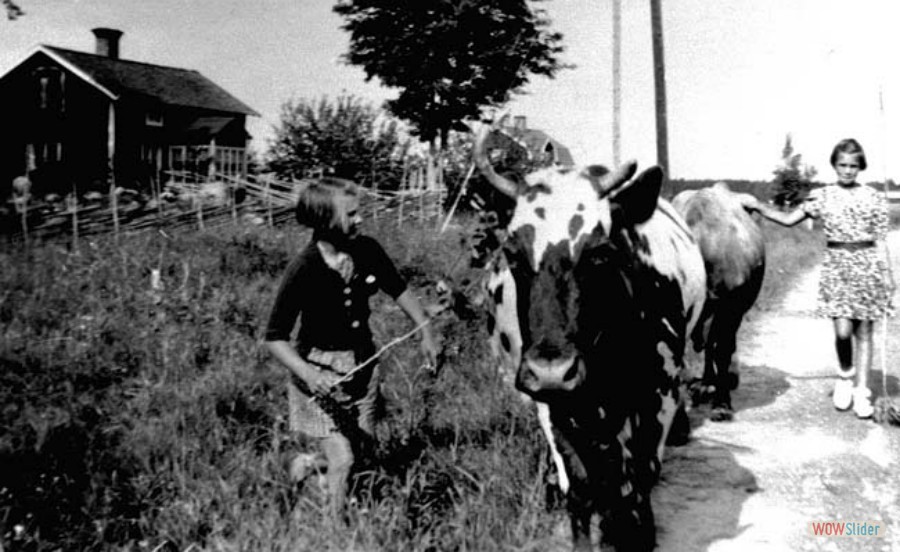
0;28;259;198
489;114;575;169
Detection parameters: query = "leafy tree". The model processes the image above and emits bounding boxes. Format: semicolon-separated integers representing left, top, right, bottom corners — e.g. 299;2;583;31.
264;93;408;189
4;0;24;20
771;133;817;207
333;0;569;150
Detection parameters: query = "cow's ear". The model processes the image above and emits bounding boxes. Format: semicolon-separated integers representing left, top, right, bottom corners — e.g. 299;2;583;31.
611;166;663;224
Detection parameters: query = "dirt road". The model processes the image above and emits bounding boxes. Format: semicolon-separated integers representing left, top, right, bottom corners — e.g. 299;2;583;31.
654;230;900;552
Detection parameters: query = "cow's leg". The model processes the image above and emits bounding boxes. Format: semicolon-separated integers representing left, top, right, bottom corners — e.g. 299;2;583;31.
536;401;570;494
569;507;593;552
709;311;744;421
606;492;656;552
554;433;594;552
689;298;717;405
603;417;657;552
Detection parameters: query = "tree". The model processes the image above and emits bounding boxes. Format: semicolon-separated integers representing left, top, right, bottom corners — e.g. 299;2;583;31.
264;93;408;189
4;0;24;19
771;134;817;207
333;0;569;150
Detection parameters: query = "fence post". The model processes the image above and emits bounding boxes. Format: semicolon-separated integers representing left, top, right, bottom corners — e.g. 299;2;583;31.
152;174;164;222
110;179;120;243
266;176;273;227
397;185;405;229
69;183;79;252
230;176;238;224
419;169;426;223
19;194;29;250
435;157;445;228
195;183;204;231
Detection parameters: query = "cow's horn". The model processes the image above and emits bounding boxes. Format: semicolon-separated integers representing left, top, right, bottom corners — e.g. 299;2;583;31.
597;159;638;195
472;123;518;199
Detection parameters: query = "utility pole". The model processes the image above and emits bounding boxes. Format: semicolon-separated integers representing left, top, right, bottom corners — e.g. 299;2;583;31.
649;0;670;195
612;0;622;167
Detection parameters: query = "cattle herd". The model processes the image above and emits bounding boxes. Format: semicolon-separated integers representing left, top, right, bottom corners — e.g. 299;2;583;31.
467;122;765;552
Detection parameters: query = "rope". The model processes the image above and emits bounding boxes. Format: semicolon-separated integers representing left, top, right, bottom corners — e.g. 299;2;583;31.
332;315;439;386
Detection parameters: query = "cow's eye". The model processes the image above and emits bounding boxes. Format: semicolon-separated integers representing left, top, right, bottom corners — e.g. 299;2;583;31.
581;243;614;266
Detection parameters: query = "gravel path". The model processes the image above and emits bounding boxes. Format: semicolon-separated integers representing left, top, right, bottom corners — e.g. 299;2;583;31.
654;230;900;552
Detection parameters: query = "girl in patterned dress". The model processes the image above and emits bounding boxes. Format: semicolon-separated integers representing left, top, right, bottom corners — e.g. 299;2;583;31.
748;138;894;418
264;178;440;518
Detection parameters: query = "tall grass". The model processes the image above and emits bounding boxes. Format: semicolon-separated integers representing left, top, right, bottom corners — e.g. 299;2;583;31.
0;216;559;551
0;202;830;551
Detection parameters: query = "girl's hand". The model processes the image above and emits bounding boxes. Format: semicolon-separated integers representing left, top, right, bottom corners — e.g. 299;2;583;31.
420;330;442;372
306;369;341;397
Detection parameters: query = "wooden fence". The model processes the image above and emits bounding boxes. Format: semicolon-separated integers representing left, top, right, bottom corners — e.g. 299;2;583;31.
2;172;447;248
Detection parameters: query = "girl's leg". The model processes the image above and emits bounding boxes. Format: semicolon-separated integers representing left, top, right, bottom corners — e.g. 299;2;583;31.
851;319;874;419
321;433;355;519
833;318;854;369
832;318;855;410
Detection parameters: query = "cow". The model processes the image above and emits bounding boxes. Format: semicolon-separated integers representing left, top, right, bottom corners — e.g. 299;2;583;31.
671;182;766;421
472;124;706;552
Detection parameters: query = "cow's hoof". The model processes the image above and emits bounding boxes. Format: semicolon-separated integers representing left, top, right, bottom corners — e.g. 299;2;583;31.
710;405;734;422
666;406;691;446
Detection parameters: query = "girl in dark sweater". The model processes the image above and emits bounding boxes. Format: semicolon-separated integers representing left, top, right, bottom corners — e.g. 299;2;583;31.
264;178;440;517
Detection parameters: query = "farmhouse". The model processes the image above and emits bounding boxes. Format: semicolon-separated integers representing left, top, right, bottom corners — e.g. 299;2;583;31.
0;28;259;200
491;114;575;169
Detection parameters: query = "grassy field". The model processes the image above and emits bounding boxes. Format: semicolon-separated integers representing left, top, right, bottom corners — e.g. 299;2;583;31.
0;201;830;551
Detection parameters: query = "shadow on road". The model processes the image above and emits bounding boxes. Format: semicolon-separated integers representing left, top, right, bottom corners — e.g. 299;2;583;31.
654;432;759;551
652;363;791;551
870;369;900;397
687;362;792;427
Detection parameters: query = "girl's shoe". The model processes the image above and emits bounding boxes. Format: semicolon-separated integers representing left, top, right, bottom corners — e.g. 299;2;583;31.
832;368;855;411
852;386;874;419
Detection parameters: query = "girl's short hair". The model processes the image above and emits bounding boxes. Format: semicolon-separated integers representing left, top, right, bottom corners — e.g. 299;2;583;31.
294;177;359;231
830;138;867;170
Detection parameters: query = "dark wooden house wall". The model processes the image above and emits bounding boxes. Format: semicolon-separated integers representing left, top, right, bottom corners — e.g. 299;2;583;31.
1;52;110;198
1;52;250;200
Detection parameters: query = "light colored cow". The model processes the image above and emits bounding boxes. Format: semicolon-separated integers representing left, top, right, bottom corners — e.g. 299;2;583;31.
672;182;766;420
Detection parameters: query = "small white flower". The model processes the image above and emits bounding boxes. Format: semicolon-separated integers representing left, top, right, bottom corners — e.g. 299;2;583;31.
14;524;25;538
365;275;376;284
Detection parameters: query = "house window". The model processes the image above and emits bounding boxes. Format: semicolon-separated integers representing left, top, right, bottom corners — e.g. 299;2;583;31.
32;67;64;114
145;110;164;127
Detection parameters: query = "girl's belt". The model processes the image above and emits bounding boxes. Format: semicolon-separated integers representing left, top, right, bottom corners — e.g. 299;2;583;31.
826;240;876;250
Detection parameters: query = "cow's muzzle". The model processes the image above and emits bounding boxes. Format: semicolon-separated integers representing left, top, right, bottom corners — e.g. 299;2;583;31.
516;354;586;398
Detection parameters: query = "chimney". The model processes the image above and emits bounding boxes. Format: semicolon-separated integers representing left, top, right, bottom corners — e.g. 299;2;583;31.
92;28;123;59
513;115;527;131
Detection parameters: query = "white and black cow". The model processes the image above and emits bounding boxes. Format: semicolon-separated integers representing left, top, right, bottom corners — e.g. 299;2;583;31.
671;182;766;421
473;125;706;552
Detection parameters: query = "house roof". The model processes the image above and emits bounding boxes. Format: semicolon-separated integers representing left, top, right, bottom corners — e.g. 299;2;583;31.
514;128;575;167
496;125;575;167
31;45;259;116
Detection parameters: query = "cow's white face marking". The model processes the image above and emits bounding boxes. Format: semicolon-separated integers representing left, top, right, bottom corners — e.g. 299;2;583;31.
508;168;612;270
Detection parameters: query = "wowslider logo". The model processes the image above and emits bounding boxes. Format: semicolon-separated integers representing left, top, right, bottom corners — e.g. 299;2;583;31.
809;521;885;538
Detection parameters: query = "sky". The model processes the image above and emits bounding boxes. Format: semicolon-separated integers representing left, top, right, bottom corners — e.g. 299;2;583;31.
2;0;900;182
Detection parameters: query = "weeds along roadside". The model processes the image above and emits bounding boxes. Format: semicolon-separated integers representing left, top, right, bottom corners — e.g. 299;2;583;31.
0;216;559;551
0;203;843;551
